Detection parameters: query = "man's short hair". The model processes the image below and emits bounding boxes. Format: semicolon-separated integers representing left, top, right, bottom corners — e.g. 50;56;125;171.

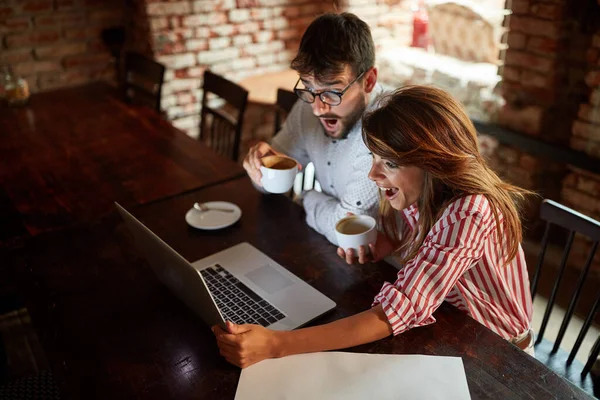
291;12;375;81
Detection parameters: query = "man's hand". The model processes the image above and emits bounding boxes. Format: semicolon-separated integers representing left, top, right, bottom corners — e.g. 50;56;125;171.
242;142;280;186
212;321;280;369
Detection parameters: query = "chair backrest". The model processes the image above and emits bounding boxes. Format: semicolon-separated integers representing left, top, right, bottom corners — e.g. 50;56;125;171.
274;88;298;134
123;52;166;113
531;199;600;377
199;70;248;162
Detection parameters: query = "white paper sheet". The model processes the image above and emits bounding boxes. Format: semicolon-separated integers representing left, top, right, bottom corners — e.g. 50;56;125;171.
235;352;471;400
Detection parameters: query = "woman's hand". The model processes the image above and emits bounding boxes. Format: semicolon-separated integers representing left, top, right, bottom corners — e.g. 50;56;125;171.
336;231;394;265
212;321;280;369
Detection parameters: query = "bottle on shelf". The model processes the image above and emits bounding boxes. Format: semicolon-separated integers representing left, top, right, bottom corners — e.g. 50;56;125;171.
1;64;30;107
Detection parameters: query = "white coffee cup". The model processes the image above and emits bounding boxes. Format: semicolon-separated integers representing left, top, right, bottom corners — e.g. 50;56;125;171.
335;215;378;252
260;155;298;194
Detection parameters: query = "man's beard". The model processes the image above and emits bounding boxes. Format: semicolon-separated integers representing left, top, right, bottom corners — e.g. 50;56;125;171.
321;93;367;139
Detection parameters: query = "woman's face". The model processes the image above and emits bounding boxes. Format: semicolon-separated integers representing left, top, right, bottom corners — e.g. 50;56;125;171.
368;153;425;211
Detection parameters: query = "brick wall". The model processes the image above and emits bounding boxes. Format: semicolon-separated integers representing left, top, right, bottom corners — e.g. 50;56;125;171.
0;0;125;92
342;0;412;53
494;0;600;274
144;0;335;138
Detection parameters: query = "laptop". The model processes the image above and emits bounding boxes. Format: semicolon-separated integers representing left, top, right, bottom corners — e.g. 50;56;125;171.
115;202;336;330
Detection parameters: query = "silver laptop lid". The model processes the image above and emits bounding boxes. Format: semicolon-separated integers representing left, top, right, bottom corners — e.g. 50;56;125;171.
115;202;225;327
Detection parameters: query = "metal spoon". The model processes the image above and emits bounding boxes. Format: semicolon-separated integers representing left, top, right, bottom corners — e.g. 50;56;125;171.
193;202;234;213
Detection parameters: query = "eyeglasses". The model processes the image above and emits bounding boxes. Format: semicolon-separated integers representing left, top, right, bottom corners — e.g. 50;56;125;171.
293;71;365;106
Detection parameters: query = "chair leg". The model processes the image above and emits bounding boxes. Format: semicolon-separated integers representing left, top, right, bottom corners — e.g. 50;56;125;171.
582;334;600;378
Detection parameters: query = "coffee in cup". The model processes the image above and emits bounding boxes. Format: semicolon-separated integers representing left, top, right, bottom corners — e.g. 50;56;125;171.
335;215;377;252
260;155;298;194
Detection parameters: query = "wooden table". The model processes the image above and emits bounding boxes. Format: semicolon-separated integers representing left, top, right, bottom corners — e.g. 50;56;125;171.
239;69;298;105
9;177;591;399
0;82;245;242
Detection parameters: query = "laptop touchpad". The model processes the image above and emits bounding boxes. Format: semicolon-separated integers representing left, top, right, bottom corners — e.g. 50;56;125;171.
245;265;294;294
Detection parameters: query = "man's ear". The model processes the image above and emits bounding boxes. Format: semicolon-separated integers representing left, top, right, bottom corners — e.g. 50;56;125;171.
364;67;378;93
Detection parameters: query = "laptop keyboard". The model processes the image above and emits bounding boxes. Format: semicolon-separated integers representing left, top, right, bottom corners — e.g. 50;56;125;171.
200;264;286;327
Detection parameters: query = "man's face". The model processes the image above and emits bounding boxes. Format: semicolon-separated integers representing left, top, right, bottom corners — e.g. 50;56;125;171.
298;66;372;139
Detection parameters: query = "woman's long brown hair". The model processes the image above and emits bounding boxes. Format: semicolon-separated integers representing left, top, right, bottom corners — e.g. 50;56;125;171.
362;86;531;265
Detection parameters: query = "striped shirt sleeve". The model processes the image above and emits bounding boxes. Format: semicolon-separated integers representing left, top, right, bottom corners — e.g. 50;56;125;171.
373;196;494;336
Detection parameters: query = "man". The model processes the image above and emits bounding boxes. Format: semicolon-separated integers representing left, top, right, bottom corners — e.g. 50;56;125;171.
243;12;383;245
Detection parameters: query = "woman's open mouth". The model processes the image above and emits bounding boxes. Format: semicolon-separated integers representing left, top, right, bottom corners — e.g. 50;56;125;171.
379;186;399;200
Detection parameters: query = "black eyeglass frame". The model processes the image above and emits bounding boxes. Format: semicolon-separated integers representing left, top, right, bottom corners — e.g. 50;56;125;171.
293;71;366;106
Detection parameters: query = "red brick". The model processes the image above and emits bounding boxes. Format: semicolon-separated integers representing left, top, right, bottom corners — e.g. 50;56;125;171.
34;12;86;28
590;88;600;106
496;145;520;165
251;8;272;20
63;53;113;69
63;26;101;40
522;70;552;88
593;34;600;49
526;36;559;56
13;60;62;75
34;42;87;59
236;0;259;7
300;3;320;16
5;30;60;48
511;0;530;14
504;50;554;74
562;172;578;188
561;188;600;216
187;66;206;78
498;104;544;136
3;16;32;32
56;0;77;10
587;48;599;65
283;6;301;18
519;154;541;170
87;39;108;53
0;7;13;20
21;1;54;13
147;2;191;17
509;16;559;38
253;31;273;43
506;165;537;188
236;21;260;34
506;31;526;50
150;17;168;32
585;70;600;87
229;9;250;23
38;70;90;91
183;38;207;51
2;49;34;64
89;9;124;25
577;175;600;197
530;3;563;20
502;66;521;82
277;28;299;40
577;104;600;125
572;120;600;142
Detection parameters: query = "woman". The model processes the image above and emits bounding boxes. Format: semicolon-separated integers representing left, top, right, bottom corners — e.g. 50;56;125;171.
212;86;534;368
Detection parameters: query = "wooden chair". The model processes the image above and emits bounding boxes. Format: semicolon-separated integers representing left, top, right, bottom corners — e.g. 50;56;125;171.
530;199;600;386
101;26;125;84
274;88;297;134
123;52;166;113
199;70;248;162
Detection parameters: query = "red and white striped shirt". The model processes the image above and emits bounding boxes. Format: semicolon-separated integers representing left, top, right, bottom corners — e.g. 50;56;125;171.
373;194;533;340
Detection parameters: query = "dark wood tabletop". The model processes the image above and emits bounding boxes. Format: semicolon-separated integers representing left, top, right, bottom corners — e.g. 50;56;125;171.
0;82;245;242
9;176;591;400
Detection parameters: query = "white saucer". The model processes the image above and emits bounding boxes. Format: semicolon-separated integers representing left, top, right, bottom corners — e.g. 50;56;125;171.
185;201;242;230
